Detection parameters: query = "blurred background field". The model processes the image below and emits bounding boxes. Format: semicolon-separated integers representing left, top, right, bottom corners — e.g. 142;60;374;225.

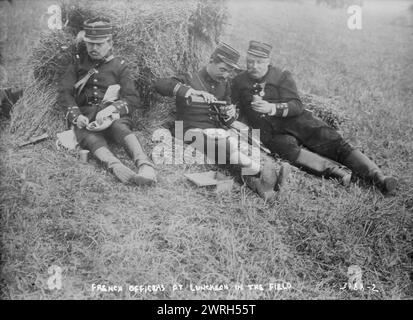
0;0;412;300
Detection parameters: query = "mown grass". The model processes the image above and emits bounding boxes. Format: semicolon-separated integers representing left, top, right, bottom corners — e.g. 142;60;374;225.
1;0;412;300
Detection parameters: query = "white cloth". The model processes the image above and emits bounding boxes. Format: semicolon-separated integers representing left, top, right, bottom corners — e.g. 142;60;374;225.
56;127;78;150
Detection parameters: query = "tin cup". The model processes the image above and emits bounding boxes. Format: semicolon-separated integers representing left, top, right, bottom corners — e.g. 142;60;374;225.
252;95;263;102
79;149;90;163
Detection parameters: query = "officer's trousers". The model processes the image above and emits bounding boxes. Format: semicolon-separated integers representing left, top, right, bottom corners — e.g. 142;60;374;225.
183;127;266;176
260;110;354;163
74;116;134;154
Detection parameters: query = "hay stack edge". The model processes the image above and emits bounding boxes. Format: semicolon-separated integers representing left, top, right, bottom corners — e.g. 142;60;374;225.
9;0;346;143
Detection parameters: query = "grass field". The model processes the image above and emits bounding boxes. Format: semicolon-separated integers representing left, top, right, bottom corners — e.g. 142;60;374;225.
0;0;412;300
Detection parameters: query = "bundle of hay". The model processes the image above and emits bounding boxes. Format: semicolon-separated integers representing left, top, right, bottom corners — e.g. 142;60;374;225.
9;80;61;136
10;0;228;140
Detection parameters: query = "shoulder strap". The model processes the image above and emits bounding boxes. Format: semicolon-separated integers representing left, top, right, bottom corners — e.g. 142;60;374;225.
74;68;97;93
73;54;115;97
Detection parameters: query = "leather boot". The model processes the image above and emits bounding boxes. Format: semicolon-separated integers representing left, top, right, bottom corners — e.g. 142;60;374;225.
342;149;397;194
294;148;352;186
123;134;156;185
94;146;141;184
242;160;290;202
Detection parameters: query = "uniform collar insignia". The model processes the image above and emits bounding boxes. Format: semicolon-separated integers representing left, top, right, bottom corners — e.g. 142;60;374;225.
104;54;115;63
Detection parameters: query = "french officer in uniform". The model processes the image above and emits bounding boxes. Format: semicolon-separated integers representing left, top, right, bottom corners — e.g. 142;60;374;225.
58;18;156;185
154;43;289;201
232;40;397;194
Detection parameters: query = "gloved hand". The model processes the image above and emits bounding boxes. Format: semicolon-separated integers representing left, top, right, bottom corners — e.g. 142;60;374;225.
95;105;118;125
76;115;89;129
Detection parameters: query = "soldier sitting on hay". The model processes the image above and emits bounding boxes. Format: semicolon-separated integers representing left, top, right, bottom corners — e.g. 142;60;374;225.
155;43;290;202
58;18;156;186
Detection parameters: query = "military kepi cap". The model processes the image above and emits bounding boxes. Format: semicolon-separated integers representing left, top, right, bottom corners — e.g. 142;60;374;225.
83;18;113;43
247;40;272;58
213;42;241;70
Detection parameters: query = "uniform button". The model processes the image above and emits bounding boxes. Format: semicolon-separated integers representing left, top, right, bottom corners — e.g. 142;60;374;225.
211;85;214;89
94;92;97;95
93;86;97;90
93;79;97;82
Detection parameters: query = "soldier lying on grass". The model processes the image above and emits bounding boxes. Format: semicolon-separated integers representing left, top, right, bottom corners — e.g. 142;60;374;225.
58;18;156;185
232;40;397;195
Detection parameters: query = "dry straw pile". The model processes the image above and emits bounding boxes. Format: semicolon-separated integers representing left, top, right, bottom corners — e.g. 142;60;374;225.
10;0;227;139
9;0;345;141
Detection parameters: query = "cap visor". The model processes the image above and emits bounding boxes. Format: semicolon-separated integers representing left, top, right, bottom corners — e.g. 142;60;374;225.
220;57;241;70
83;36;109;44
247;50;269;58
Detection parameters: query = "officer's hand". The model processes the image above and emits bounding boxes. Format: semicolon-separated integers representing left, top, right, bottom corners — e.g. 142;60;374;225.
76;115;89;129
251;100;273;114
222;104;236;118
96;105;117;125
191;89;217;104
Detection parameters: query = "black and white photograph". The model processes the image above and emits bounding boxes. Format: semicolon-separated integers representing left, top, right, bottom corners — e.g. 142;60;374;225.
0;0;412;304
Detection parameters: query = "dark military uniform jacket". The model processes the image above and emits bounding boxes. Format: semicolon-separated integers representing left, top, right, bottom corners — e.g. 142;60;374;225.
58;54;140;124
154;67;231;133
231;65;304;130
